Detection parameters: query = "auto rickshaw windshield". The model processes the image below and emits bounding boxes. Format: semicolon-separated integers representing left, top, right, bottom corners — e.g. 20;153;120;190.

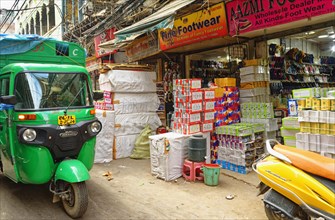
14;72;93;110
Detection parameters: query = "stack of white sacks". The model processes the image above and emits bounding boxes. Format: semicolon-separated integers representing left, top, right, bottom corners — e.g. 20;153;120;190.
94;65;162;163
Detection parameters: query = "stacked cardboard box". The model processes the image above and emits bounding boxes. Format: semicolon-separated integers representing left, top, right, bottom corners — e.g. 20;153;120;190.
296;110;335;158
239;65;269;104
216;123;265;174
280;117;300;147
173;79;215;134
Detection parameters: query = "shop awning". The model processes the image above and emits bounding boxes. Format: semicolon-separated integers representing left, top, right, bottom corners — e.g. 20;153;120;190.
99;0;196;49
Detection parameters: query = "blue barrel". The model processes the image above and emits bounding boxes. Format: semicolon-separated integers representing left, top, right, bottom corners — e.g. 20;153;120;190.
188;134;206;162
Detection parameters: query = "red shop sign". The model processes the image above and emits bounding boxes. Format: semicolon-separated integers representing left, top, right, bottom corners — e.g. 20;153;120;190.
94;28;117;58
226;0;335;36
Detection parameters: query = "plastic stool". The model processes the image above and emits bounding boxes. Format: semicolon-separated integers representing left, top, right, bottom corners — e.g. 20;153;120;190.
182;159;205;182
182;159;194;181
193;161;204;181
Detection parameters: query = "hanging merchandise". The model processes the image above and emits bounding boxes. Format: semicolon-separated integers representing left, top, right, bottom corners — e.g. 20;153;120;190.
163;61;182;103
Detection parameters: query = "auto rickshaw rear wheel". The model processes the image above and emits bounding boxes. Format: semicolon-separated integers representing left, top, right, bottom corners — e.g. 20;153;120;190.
62;181;88;219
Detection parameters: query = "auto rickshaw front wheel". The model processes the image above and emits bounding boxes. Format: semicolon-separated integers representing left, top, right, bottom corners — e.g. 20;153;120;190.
62;182;88;219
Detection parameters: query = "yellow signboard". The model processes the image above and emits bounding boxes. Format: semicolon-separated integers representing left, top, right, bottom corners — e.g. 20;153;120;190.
158;3;228;51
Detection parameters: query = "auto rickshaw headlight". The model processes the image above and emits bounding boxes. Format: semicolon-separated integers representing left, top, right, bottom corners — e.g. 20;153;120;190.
90;121;102;133
22;129;37;142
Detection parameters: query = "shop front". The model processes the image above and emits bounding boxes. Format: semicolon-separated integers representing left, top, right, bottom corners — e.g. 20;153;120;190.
224;0;335;151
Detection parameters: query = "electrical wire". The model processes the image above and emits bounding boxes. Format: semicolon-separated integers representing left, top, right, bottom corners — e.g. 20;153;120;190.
3;0;28;33
0;0;19;30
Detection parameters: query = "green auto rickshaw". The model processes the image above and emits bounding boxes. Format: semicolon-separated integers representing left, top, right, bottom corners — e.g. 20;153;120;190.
0;34;102;218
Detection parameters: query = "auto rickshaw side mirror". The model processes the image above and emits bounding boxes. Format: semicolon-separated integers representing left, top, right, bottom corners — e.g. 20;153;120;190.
0;95;17;105
93;92;104;101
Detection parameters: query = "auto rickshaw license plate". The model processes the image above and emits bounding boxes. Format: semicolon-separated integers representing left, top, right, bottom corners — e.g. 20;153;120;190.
58;115;76;125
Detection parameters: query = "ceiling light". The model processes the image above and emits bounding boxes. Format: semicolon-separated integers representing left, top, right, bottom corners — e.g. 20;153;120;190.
330;34;335;38
332;45;335;52
318;35;329;38
217;56;221;59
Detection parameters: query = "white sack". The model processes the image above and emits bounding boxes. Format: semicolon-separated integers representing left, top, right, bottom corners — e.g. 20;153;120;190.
94;110;115;163
113;93;160;114
149;132;189;181
115;112;162;136
98;73;112;92
114;134;138;159
107;69;156;92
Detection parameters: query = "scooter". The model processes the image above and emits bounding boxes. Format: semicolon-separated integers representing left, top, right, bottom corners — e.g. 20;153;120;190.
253;140;335;220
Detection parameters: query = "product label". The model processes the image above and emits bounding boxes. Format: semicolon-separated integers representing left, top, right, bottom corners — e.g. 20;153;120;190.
192;91;203;101
191;102;203;112
204;90;215;100
189;113;201;123
202;122;214;132
226;0;335;36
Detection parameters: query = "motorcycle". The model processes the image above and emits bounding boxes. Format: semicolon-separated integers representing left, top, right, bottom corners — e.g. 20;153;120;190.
253;140;335;220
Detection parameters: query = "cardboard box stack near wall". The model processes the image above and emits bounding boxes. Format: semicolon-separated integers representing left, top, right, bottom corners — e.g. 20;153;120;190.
95;64;162;161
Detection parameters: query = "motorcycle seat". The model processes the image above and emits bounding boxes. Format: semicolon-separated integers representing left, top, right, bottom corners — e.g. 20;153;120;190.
274;144;335;181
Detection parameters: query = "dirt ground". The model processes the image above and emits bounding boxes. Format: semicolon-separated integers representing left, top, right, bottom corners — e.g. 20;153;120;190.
0;158;267;219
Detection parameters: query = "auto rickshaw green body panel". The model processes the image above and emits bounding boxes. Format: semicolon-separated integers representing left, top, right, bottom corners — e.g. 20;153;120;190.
0;36;99;184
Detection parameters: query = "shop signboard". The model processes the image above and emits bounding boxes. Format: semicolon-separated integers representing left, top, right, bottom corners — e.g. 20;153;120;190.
158;2;228;51
94;28;117;58
125;35;160;62
226;0;335;36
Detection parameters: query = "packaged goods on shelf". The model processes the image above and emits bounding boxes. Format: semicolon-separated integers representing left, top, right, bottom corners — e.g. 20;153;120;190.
292;88;318;99
94;110;115;163
298;110;335;124
149;132;189;181
282;117;299;129
243;59;266;67
241;118;278;132
214;78;236;87
215;123;265;174
292;87;335;99
241;102;274;119
240;81;269;89
283;136;296;147
296;133;335;155
280;127;300;137
240;66;266;75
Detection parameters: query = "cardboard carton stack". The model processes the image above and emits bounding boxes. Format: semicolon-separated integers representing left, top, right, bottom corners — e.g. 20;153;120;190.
239;64;270;104
172;79;215;135
216;123;265;174
280;117;300;147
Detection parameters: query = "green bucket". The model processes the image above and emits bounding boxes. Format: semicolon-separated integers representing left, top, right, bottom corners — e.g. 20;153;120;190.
202;164;220;186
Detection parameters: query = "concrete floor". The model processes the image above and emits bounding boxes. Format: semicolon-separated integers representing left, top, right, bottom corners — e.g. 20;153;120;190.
0;158;267;219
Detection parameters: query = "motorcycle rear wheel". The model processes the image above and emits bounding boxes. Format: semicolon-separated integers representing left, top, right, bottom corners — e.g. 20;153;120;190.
62;182;88;219
264;202;309;220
